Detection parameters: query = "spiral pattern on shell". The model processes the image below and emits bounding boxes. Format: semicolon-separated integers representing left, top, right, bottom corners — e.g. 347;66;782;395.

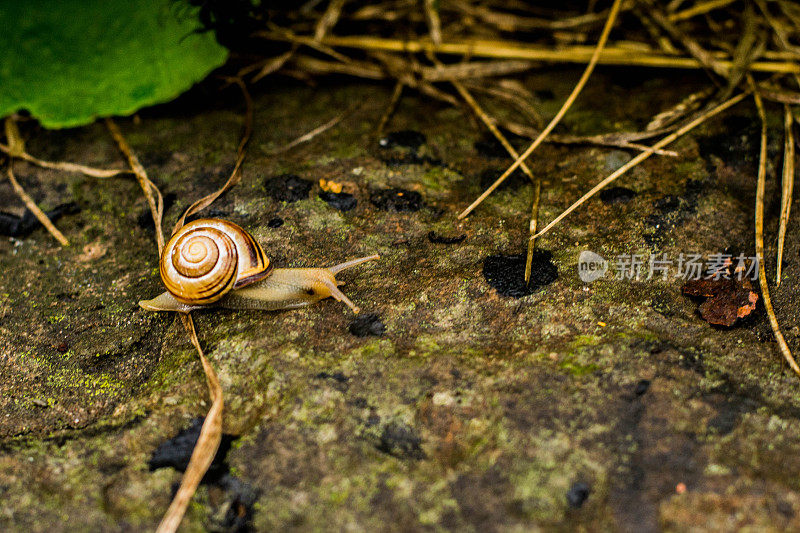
160;219;272;305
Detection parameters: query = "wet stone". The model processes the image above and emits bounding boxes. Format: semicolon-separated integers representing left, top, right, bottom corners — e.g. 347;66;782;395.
264;174;313;202
348;313;386;337
604;150;633;172
267;217;284;228
427;231;466;245
320;191;357;212
566;482;591;508
483;251;558;298
370;188;423;212
599;186;636;205
379;130;426;149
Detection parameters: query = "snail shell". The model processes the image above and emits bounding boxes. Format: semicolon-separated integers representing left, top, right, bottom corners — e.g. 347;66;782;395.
160;219;272;305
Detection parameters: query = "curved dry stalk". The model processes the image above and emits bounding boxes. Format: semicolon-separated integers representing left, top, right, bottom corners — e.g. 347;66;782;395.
749;77;800;377
533;91;748;238
457;0;625;220
777;103;795;285
175;78;254;234
156;314;224;533
1;117;127;179
106;118;165;254
155;78;254;533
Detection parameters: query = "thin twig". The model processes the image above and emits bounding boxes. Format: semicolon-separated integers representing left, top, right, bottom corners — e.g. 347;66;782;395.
156;314;224;533
175;78;254;234
106;118;165;254
5;163;69;246
376;81;404;138
749;76;800;377
319;36;800;74
533;91;749;238
156;77;255;533
457;0;625;219
268;103;359;155
777;103;795;285
524;179;542;283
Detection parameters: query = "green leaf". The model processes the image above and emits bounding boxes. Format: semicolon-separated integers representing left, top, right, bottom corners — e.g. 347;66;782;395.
0;0;229;128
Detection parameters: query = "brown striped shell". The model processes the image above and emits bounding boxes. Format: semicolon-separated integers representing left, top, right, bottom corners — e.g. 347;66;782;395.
160;219;272;305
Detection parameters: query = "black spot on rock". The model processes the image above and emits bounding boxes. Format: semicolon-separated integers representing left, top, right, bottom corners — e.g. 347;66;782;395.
185;208;229;224
149;418;235;483
479;168;528;190
377;423;425;459
264;174;313;202
599;186;636;205
566;482;590;508
634;379;651;396
314;371;349;392
267;217;284;228
370;188;423;212
428;231;466;245
653;194;680;213
482;252;558;298
349;313;386;337
315;371;348;383
0;202;80;238
320;191;357;211
379;130;426;149
138;193;176;230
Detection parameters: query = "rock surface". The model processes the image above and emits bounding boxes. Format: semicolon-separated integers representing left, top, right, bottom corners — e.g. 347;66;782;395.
2;70;800;531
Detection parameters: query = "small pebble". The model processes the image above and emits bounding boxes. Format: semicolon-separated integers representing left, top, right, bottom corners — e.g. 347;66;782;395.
264;174;313;202
604;150;632;172
320;191;357;211
370;188;423;212
349;313;386;337
566;482;590;508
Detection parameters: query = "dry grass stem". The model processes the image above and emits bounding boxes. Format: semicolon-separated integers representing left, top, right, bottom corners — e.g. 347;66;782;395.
105;118;165;253
5;163;69;246
777;103;795;285
319;36;800;73
749;76;800;377
668;0;737;22
156;314;224;533
269;104;359;155
457;0;625;220
175;78;254;233
524;178;542;283
534;91;749;238
376;81;404;137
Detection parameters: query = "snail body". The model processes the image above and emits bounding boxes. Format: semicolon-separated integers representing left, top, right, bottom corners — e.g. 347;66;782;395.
139;218;378;313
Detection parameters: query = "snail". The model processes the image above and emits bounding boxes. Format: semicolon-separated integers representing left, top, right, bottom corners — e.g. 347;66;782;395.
138;218;379;314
